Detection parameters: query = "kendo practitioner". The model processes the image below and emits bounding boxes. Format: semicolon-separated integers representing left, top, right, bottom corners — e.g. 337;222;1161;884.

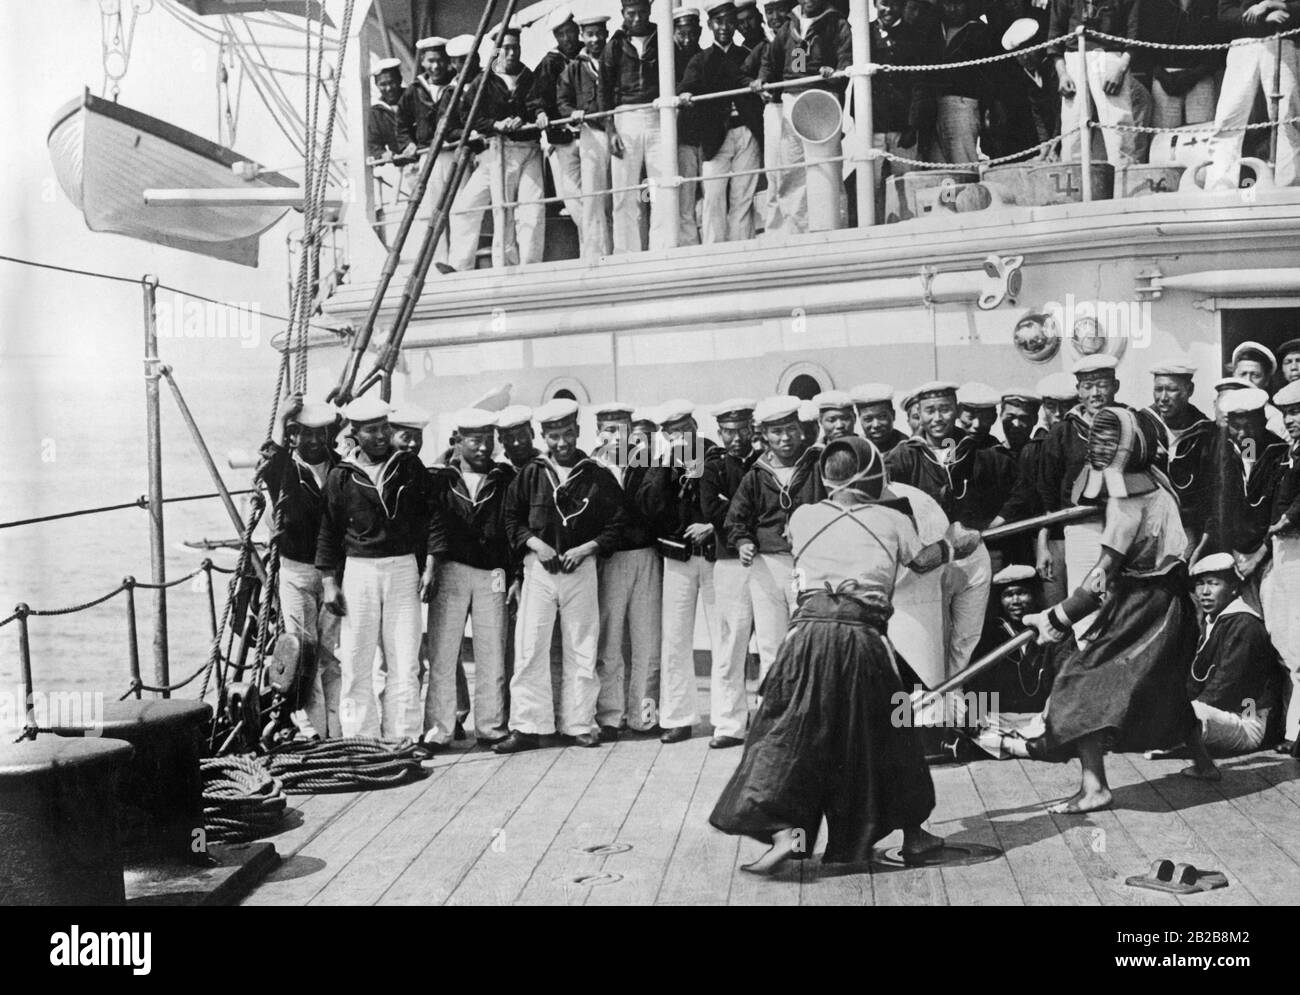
701;399;762;748
1146;360;1216;551
637;401;722;744
711;437;955;872
261;396;342;738
851;383;908;453
1261;380;1300;748
317;398;433;741
591;402;663;741
529;8;586;254
497;399;628;752
422;409;516;748
679;1;764;244
1023;407;1219;813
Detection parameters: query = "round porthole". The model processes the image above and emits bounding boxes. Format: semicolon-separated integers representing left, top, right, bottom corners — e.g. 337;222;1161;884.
1011;308;1061;364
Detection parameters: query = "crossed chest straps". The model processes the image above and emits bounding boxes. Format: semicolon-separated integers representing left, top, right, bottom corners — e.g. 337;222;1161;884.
793;501;896;570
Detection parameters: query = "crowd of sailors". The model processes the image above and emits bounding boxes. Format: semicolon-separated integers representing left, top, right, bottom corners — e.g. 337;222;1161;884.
260;337;1300;810
365;0;1300;266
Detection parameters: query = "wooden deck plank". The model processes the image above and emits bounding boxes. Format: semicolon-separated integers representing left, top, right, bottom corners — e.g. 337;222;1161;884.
1018;755;1180;907
445;746;611;906
240;792;360;906
307;754;502;905
968;759;1100;906
931;763;1023;907
515;737;664;906
585;737;711;906
1222;752;1300;812
656;744;745;906
376;750;562;905
727;835;804;905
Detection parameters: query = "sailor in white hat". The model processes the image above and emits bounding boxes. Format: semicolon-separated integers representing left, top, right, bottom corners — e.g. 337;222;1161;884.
557;13;614;257
317;395;431;742
957;382;1002;445
495;404;538;467
388;404;431;455
496;398;629;753
850;383;906;453
1261;380;1300;748
588;400;664;741
394;36;458;265
669;8;705;249
1035;371;1077;437
807;389;853;442
1218;387;1291;582
367;57;407;161
421;408;518;748
1229;341;1287;437
260;395;343;738
531;8;587;255
724;395;823;680
1144;360;1216;547
983;389;1045;572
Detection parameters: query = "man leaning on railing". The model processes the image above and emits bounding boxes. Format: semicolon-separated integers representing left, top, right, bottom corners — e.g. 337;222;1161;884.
1049;0;1141;165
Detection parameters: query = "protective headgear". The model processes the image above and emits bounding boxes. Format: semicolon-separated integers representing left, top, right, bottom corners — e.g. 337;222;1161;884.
1079;406;1167;499
819;435;887;501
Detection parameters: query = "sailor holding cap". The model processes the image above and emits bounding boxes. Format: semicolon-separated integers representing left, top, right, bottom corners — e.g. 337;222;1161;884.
260;395;343;738
725;396;826;678
498;399;629;752
316;397;434;741
702;399;761;747
679;1;764;244
590;401;663;741
1144;360;1216;549
369;58;407;161
558;14;614;257
1262;380;1300;747
983;17;1059;164
422;409;517;747
851;383;907;453
528;8;587;254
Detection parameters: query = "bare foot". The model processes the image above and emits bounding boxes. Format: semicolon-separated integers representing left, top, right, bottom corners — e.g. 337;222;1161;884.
740;828;799;875
901;826;944;863
1180;762;1222;781
1047;787;1112;814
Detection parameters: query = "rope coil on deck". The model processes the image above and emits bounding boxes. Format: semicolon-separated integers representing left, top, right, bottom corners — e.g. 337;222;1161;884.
201;754;289;843
265;737;429;794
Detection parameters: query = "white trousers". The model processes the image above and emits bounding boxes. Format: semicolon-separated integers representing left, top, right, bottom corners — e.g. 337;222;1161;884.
402;149;459;264
761;102;785;233
611;107;671;253
659;555;717;730
1207;38;1300;189
424;560;509;744
337;555;423;740
1060;49;1139;166
1152;73;1217;128
941;543;992;678
678;143;702;247
1064;520;1104;641
1262;533;1300;740
448;138;545;270
702;125;760;244
751;552;794;680
279;557;342;739
891;565;947;689
774;96;846;235
577;125;613;257
1193;700;1269;754
711;558;756;739
596;547;662;731
935;95;980;166
511;553;600;736
549;139;584;253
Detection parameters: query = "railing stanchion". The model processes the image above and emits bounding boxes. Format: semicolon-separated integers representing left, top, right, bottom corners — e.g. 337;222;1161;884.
1077;27;1093;203
849;0;876;227
1271;34;1283;168
141;274;170;692
124;578;143;700
657;1;680;251
15;605;36;737
203;559;218;641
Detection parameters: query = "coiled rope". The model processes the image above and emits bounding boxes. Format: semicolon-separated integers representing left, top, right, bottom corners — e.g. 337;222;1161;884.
265;737;429;794
201;754;289;843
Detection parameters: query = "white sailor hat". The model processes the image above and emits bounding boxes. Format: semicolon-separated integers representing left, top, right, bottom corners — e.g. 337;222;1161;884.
415;36;448;51
577;13;611;26
1072;354;1120;377
705;0;738;15
760;0;795;7
370;57;402;76
536;397;580;427
1275;380;1300;408
1231;340;1277;377
1000;389;1041;407
754;395;801;426
992;563;1038;585
659;399;697;426
797;400;820;423
1036;371;1078;402
388;405;431;430
593;401;635;421
900;389;921;411
813;389;855;412
343;396;391;423
850;383;894;407
547;6;576;31
631;406;660;428
1218;387;1269;414
453;408;498;432
958;382;1000;410
294;400;339;428
713;397;757;423
1189;552;1238;578
1150;359;1197;378
913;381;959;402
672;6;702;21
1213;375;1252;393
495;404;534;430
1001;17;1039;51
446;34;477;58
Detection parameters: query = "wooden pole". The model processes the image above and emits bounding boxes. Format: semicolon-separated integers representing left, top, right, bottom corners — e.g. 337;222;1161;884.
848;0;876;227
142;275;170;693
657;1;681;250
1077;27;1093;203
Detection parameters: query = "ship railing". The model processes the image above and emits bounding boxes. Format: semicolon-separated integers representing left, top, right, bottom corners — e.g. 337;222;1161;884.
363;23;1300;246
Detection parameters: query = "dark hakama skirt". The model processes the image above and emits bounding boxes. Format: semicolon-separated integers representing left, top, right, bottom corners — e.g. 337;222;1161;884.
1036;564;1198;757
709;591;936;864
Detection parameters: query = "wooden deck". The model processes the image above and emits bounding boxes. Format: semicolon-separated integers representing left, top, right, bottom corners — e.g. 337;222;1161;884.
243;688;1300;906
